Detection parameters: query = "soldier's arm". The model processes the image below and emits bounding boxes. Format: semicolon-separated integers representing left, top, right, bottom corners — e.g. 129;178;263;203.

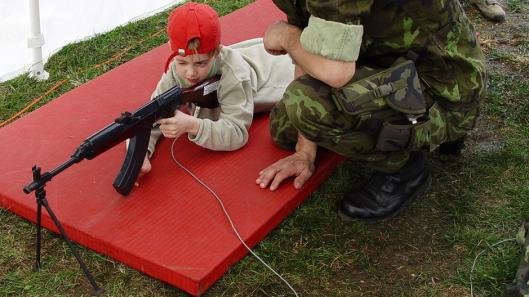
258;0;373;190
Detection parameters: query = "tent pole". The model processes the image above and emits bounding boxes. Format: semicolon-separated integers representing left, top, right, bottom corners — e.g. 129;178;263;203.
28;0;49;81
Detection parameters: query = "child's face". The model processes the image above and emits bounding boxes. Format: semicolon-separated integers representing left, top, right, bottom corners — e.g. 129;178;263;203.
174;53;216;86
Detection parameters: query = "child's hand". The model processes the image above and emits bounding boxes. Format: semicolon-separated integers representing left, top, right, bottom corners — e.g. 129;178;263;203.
134;155;152;187
156;110;200;139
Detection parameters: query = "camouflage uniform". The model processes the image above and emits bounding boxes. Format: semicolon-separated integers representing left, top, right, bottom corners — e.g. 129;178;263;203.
270;0;487;172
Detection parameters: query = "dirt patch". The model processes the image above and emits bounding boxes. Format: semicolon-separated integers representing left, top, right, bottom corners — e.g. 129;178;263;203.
478;10;529;76
467;116;506;153
465;5;529;153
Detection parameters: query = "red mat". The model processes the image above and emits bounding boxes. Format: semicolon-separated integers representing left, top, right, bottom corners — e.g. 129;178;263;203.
0;1;343;295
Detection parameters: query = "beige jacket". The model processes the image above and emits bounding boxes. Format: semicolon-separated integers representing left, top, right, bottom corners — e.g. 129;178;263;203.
147;38;294;156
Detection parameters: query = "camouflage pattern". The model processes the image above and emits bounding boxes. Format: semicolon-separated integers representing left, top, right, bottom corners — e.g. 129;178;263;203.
503;220;529;297
270;73;410;173
270;0;487;171
333;59;425;115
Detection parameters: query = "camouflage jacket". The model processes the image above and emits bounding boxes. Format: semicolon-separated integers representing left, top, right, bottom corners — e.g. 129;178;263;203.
273;0;481;62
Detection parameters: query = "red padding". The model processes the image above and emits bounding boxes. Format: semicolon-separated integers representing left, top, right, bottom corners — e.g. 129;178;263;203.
0;1;344;295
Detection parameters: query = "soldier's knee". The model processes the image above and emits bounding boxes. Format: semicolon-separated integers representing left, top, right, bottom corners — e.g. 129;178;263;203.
269;100;298;150
282;76;330;140
285;105;316;140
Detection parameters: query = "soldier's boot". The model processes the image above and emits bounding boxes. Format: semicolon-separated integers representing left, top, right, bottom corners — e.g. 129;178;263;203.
438;137;466;155
470;0;506;22
338;151;432;223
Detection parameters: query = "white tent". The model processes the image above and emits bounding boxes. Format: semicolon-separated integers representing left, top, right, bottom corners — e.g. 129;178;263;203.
0;0;181;82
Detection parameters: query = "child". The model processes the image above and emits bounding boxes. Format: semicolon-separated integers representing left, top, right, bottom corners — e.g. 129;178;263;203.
140;2;294;176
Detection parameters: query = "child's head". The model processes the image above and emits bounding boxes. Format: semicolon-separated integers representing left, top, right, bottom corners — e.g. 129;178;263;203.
165;2;221;86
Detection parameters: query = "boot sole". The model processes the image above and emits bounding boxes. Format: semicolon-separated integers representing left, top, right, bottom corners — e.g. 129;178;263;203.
337;172;432;224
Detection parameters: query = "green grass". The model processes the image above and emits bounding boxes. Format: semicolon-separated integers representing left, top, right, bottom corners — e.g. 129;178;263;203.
1;1;529;296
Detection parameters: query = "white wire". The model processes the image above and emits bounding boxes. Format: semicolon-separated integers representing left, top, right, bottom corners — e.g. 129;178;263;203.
469;237;517;297
170;139;299;297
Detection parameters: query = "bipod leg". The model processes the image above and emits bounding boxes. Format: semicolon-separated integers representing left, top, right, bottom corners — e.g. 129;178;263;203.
40;195;105;295
33;190;43;272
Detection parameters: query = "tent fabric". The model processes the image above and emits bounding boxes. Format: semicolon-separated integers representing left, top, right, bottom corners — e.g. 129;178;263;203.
0;0;181;82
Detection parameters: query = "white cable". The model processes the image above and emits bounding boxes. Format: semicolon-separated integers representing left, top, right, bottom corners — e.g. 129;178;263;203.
170;139;299;297
469;237;516;297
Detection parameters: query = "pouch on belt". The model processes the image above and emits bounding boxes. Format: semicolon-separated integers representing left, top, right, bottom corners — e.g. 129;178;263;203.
331;58;431;152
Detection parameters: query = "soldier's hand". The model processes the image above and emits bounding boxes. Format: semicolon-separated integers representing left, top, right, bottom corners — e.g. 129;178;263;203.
263;21;300;56
256;151;315;191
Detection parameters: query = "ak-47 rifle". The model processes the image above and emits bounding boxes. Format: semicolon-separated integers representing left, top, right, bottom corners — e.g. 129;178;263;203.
23;75;220;196
21;75;220;295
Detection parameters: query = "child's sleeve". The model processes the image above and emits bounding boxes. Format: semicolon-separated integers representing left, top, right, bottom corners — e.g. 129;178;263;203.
188;71;254;151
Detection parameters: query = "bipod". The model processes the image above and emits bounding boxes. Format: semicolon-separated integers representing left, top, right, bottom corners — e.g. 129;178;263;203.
24;162;105;296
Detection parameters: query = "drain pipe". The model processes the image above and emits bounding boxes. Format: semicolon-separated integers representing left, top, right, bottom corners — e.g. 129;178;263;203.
27;0;49;81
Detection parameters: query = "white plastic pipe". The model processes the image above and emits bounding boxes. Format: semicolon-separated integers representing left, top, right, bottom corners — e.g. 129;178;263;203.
27;0;49;80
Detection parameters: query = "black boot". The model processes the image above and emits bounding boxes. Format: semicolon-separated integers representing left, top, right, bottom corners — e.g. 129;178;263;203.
438;137;466;155
338;151;432;223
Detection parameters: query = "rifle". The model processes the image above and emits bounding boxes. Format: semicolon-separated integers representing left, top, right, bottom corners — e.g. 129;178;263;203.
24;75;220;196
21;75;220;294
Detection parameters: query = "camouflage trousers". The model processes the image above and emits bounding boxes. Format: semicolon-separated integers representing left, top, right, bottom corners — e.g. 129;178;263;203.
269;61;484;173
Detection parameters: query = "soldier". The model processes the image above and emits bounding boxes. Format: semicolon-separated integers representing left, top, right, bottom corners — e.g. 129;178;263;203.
255;0;487;222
